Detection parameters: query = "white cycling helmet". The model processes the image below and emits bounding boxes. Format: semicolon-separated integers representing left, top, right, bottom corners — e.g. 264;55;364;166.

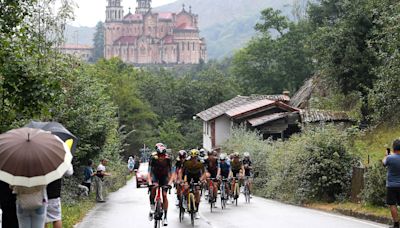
219;153;227;161
244;152;250;158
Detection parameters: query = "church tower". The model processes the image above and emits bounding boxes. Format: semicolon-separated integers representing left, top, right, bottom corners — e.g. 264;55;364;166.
106;0;124;22
136;0;151;14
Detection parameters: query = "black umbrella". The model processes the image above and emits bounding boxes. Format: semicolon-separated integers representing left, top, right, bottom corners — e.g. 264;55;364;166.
25;121;78;154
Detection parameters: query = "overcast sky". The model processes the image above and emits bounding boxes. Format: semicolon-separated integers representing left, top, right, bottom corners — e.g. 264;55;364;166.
70;0;177;27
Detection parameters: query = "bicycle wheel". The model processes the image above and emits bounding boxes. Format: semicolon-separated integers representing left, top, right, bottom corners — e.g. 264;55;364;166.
189;194;196;227
179;197;184;223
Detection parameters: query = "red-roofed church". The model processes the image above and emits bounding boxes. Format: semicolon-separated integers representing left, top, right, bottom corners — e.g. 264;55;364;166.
105;0;207;64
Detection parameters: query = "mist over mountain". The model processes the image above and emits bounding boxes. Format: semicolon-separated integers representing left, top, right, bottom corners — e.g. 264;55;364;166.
64;0;294;59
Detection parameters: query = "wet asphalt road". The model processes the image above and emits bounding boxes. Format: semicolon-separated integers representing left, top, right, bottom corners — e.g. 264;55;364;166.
76;179;387;228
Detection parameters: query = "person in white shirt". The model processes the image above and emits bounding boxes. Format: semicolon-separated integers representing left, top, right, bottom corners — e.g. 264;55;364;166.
94;159;111;202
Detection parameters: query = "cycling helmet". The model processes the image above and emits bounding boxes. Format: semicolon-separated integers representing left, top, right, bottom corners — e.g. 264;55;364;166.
199;148;206;157
156;145;167;154
155;143;165;149
190;149;199;157
178;150;187;157
207;150;213;155
244;152;250;158
219;153;227;161
233;152;240;158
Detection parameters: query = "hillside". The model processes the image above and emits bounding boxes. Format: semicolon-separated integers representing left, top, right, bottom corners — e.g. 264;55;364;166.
64;0;294;59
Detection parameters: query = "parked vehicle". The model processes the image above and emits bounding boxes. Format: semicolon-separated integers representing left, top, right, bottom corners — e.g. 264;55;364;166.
136;162;149;188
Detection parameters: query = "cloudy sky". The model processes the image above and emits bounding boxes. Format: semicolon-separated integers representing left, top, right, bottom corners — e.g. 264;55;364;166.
71;0;176;27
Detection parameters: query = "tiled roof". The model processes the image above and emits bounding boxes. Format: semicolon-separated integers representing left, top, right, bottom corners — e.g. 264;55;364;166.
197;96;251;122
124;13;143;21
114;36;138;45
196;94;295;122
300;110;351;123
175;23;197;30
158;12;173;20
248;112;290;127
290;77;316;109
226;99;275;118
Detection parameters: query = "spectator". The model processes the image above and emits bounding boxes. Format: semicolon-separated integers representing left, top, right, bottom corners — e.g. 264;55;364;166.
12;185;47;228
95;159;111;202
128;156;135;175
45;165;74;228
383;139;400;228
0;180;18;228
82;159;95;194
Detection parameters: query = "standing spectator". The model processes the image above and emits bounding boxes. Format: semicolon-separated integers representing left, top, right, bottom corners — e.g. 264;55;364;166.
0;180;18;228
95;159;111;203
12;185;47;228
82;160;95;194
45;165;74;228
383;139;400;228
128;156;135;175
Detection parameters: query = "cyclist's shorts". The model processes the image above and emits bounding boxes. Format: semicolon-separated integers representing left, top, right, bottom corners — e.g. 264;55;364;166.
232;170;240;178
152;175;169;187
208;170;217;178
244;169;251;177
186;174;201;184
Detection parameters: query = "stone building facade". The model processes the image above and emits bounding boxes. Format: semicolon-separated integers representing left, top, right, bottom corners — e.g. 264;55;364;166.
104;0;207;64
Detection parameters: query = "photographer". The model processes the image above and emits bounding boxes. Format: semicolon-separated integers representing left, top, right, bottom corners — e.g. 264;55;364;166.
383;139;400;228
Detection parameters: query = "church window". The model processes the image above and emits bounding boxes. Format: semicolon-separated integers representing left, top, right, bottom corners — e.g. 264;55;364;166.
193;43;195;51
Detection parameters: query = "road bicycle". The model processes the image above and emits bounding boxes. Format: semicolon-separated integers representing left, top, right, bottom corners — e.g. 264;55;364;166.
148;184;171;228
219;178;229;210
184;180;201;227
206;178;218;212
232;177;240;206
243;176;251;203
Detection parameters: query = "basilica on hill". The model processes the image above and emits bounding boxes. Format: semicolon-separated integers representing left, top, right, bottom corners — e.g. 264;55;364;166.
104;0;207;64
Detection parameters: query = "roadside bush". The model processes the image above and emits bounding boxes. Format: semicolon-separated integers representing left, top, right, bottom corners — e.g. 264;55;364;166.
361;162;386;206
223;125;358;204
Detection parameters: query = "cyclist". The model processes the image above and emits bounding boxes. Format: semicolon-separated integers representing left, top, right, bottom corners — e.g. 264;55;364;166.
148;143;173;226
230;152;244;203
199;148;207;163
181;149;206;219
242;152;253;195
204;150;219;203
174;150;187;206
217;153;231;200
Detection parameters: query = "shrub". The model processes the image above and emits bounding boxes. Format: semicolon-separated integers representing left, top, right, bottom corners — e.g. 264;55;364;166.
223;125;358;204
361;162;386;206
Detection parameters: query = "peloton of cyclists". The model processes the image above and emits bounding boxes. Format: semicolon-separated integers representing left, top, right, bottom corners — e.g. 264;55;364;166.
148;143;173;226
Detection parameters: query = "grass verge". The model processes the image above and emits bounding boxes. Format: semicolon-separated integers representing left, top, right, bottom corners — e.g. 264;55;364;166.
62;195;96;228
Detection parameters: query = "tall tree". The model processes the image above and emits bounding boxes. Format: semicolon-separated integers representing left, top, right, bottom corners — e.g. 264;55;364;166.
92;21;105;62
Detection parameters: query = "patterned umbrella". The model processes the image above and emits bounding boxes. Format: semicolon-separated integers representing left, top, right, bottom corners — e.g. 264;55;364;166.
25;121;78;154
0;128;73;187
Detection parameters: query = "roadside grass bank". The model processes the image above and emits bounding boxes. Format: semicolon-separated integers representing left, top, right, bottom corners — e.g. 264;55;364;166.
62;167;134;227
305;202;391;224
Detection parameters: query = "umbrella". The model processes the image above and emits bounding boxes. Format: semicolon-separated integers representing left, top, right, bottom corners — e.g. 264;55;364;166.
25;121;78;154
0;128;73;187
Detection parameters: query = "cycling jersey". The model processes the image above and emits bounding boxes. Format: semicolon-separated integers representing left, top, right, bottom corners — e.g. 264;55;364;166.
242;158;252;177
231;159;242;177
218;161;231;178
183;158;205;183
204;156;218;178
149;153;172;185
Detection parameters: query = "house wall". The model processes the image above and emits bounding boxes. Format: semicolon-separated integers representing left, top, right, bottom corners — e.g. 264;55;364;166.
202;121;212;151
215;115;232;148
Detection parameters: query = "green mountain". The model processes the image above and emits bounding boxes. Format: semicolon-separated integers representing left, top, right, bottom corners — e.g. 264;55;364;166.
65;0;294;59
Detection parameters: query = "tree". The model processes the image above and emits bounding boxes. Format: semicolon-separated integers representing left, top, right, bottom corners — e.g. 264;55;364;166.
309;0;377;121
93;21;105;62
158;118;185;152
232;9;314;95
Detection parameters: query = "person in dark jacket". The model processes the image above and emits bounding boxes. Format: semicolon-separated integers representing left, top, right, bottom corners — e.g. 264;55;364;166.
0;180;19;228
45;166;73;228
82;159;95;194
